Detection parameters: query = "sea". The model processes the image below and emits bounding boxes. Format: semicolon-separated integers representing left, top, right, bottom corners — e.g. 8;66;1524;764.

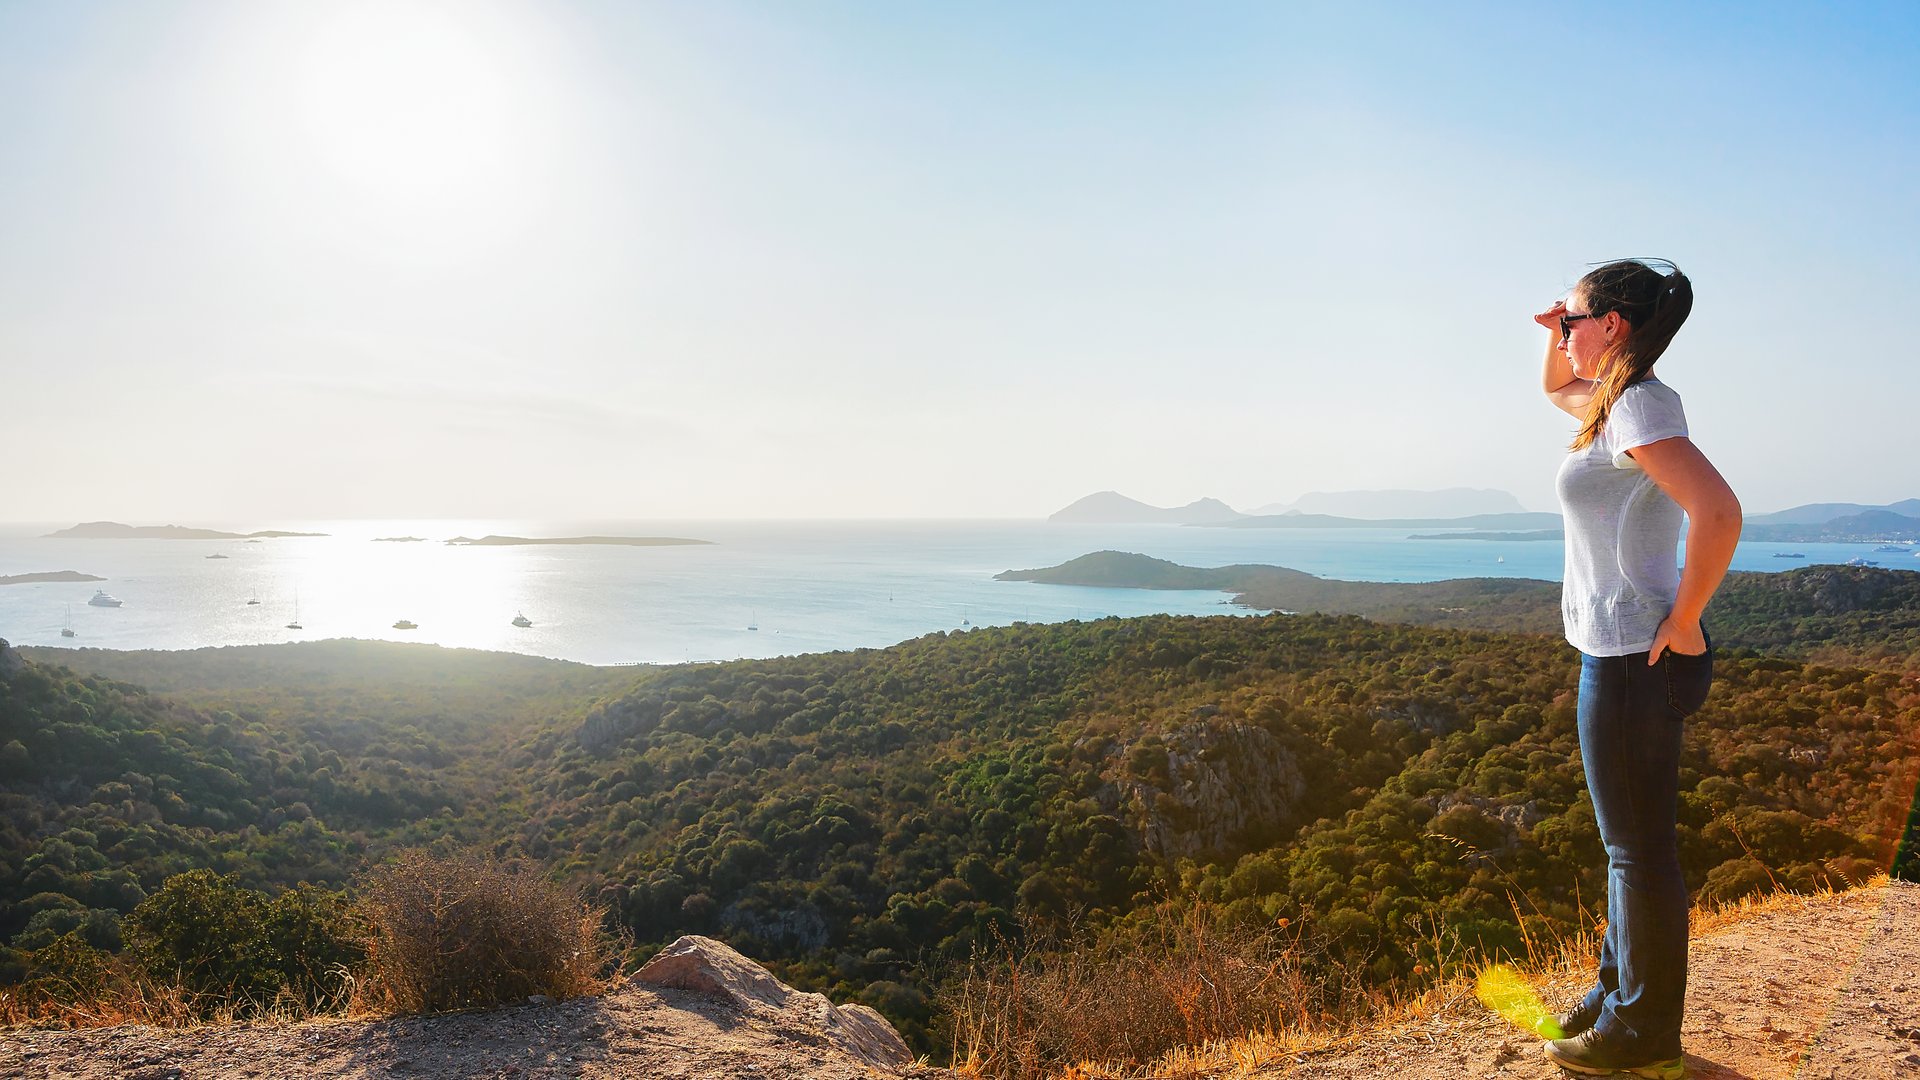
1;519;1912;666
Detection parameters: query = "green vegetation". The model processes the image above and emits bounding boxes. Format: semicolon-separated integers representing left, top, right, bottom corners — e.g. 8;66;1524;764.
2;584;1916;1061
1004;556;1920;670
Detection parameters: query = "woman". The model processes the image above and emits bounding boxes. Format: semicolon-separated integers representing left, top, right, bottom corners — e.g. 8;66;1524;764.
1534;259;1741;1078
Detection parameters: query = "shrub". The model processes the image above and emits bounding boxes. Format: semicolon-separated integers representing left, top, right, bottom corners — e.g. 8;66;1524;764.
121;870;363;1017
125;870;279;1004
939;902;1374;1080
357;849;614;1013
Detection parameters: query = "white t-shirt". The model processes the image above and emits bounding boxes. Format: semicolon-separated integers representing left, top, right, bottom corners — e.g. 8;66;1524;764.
1554;378;1690;656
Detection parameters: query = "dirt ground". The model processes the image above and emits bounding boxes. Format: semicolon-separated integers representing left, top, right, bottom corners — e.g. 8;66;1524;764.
1271;879;1920;1079
0;976;957;1080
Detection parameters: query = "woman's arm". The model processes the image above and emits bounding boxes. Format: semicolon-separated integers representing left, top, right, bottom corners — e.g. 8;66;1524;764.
1534;301;1594;418
1626;436;1743;661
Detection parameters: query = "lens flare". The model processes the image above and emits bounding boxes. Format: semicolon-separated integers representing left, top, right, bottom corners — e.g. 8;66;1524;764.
1475;964;1562;1038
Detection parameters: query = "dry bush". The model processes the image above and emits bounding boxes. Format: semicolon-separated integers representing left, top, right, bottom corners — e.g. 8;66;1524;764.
356;848;617;1014
941;902;1379;1080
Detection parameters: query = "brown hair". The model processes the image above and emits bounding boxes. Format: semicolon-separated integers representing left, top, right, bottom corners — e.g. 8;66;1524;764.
1570;258;1693;451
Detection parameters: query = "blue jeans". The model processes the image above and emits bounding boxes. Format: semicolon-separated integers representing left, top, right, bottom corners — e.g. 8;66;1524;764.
1575;628;1713;1059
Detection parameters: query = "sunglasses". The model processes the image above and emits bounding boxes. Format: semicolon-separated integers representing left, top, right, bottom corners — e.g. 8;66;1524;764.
1559;312;1600;341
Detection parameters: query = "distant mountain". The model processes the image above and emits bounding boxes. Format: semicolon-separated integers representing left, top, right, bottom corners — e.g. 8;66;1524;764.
1214;511;1563;530
1740;510;1920;543
44;521;328;540
1748;499;1920;526
1248;488;1529;519
1048;492;1245;524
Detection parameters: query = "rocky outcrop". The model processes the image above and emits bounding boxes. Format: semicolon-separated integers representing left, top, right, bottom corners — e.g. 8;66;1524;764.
1116;713;1307;859
634;934;915;1069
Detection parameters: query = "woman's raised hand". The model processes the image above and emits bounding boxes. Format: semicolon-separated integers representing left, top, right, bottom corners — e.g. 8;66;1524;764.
1533;299;1567;332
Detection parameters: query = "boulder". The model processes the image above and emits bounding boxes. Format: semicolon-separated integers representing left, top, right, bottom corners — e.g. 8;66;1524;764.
633;935;913;1068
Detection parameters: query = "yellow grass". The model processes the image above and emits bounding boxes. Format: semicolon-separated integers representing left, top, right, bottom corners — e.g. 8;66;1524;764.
952;875;1894;1080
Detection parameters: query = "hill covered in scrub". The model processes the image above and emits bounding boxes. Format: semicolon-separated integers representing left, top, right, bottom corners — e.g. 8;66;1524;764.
1001;557;1920;669
6;594;1916;1067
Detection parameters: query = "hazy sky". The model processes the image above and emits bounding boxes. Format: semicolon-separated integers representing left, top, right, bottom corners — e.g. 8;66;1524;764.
3;1;1914;522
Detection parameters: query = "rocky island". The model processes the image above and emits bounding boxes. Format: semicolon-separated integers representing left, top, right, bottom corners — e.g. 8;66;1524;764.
45;521;328;540
996;550;1564;632
0;570;106;586
444;535;713;547
1408;529;1566;541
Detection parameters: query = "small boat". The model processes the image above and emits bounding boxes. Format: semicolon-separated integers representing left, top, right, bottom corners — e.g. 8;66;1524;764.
247;594;260;605
61;604;75;638
286;589;302;630
511;612;532;628
87;589;122;608
1772;552;1806;559
1875;545;1910;553
205;554;229;560
747;609;759;631
392;619;418;630
1844;558;1879;567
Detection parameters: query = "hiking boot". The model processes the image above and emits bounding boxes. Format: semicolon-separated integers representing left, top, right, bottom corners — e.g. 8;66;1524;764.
1543;1028;1685;1078
1535;997;1602;1039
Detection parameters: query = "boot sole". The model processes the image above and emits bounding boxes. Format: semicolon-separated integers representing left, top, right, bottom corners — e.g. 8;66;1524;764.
1543;1042;1686;1078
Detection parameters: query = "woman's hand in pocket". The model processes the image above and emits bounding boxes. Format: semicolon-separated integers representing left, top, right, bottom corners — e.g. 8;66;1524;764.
1649;616;1708;664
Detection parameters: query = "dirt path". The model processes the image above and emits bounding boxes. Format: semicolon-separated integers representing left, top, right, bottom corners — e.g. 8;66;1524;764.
1272;880;1920;1079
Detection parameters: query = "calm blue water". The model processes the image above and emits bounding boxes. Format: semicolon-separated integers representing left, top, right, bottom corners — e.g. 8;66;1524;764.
0;519;1911;665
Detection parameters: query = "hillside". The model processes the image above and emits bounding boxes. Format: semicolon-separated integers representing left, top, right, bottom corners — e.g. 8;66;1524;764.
4;607;1917;1062
1;882;1909;1078
1001;555;1920;669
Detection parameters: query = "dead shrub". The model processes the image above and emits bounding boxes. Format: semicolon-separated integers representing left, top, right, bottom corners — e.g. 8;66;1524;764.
940;902;1376;1079
356;848;616;1014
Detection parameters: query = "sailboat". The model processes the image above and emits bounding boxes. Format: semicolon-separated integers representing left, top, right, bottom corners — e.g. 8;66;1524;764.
286;588;302;630
747;609;759;632
61;604;75;638
247;593;260;605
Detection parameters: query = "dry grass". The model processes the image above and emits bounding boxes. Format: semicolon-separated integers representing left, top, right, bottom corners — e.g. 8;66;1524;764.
941;902;1386;1080
0;960;353;1031
354;848;620;1014
991;875;1898;1080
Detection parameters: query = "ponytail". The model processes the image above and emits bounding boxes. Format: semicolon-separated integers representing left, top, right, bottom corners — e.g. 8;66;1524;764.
1570;259;1693;452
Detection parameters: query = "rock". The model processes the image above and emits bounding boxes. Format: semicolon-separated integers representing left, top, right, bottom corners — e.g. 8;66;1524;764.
633;935;913;1068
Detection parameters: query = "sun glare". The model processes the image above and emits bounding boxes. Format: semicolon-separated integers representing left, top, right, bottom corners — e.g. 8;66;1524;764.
291;3;534;212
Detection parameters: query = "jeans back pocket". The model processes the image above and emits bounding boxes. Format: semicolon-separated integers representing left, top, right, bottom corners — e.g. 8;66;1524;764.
1664;627;1714;718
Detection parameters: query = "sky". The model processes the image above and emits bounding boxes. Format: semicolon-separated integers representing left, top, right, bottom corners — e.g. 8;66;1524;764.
1;0;1915;522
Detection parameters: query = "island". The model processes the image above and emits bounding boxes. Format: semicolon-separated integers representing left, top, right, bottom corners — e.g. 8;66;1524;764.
0;571;107;586
1408;529;1566;542
443;535;714;547
45;522;328;540
1738;510;1920;544
995;550;1565;633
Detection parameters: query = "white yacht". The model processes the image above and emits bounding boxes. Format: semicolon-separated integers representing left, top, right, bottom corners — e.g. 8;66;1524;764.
512;612;533;628
87;590;122;608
